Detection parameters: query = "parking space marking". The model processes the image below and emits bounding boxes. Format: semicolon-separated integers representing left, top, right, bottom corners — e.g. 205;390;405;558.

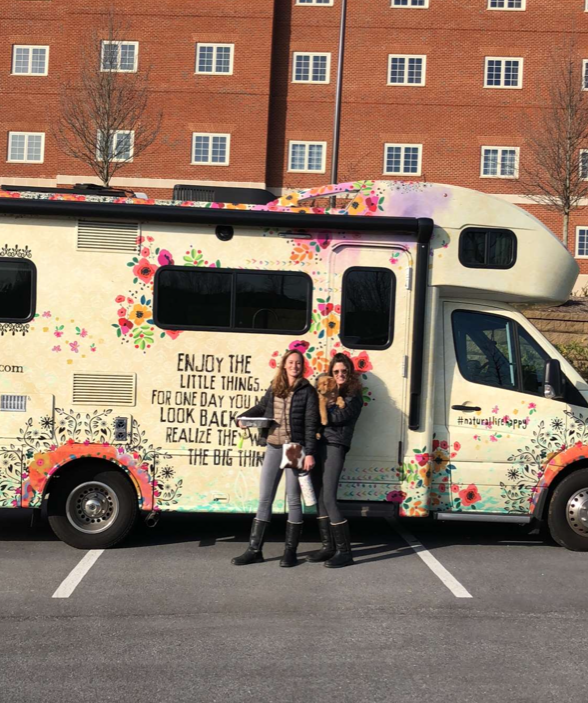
387;519;473;599
52;550;104;599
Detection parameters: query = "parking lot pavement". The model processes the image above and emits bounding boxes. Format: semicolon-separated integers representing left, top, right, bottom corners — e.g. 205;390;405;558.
2;510;588;703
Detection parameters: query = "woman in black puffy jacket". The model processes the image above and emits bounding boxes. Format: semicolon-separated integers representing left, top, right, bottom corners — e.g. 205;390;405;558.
232;349;319;568
307;353;363;568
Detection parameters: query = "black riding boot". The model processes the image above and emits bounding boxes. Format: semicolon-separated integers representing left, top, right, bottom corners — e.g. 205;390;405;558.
231;518;269;565
279;521;303;567
325;520;354;568
306;517;335;563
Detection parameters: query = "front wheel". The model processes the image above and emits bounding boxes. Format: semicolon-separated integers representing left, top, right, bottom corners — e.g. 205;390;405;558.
547;468;588;551
48;465;138;549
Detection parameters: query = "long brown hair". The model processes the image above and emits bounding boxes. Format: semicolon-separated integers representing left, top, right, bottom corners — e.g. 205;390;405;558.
329;353;362;395
272;349;306;398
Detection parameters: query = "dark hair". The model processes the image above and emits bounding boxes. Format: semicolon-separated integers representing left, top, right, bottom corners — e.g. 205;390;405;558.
328;353;362;395
272;349;306;398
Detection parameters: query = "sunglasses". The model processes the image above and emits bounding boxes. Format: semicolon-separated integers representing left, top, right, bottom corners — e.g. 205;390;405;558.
333;370;348;376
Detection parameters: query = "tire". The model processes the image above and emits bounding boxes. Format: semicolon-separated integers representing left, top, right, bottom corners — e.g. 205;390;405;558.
547;468;588;551
48;465;138;549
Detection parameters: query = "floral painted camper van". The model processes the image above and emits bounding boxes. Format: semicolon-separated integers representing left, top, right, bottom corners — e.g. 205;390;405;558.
1;180;587;550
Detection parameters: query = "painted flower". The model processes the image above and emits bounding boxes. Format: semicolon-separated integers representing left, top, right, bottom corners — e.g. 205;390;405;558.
42;311;51;318
164;329;182;340
129;304;151;324
269;358;277;369
289;340;310;353
492;406;499;414
414;452;430;467
317;302;334;316
364;195;378;213
451;484;460;493
141;247;150;257
322;313;340;337
453;441;461;452
118;307;127;317
31;452;52;474
118;318;134;335
316;232;331;249
52;345;61;352
352;351;373;373
158;249;174;266
115;295;126;304
290;243;313;263
385;490;406;503
459;484;482;507
54;330;63;338
133;258;157;284
69;341;80;353
311;350;329;374
432;448;450;474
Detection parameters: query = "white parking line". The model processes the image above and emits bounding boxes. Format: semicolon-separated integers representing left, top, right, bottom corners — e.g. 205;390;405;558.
387;519;473;599
52;550;104;599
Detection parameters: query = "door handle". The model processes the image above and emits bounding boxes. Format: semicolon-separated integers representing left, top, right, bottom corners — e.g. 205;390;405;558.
452;404;481;412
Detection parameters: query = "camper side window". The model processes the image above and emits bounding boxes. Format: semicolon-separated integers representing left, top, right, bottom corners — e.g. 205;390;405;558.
340;267;395;349
154;266;311;334
459;228;516;269
0;259;36;322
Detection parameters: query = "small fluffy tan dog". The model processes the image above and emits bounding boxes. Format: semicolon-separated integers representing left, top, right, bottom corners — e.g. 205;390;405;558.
316;373;345;426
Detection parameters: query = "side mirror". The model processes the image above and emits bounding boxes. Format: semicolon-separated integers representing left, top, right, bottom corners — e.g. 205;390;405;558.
544;359;564;400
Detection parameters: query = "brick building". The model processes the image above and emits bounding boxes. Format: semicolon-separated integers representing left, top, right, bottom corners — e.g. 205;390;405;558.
2;0;588;285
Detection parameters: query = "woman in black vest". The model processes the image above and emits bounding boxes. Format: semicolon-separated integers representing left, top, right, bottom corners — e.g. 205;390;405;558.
307;353;363;568
232;349;319;567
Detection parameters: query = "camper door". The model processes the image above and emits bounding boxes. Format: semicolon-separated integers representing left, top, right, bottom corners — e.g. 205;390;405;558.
328;244;411;501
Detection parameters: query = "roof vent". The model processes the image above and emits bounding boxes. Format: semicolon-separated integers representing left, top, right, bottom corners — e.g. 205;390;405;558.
77;220;140;254
73;373;136;406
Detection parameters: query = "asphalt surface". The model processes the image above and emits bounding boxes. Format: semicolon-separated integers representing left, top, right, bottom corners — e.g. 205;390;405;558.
1;509;587;703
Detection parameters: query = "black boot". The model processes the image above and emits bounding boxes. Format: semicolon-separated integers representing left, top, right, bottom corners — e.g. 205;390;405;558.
232;518;269;565
279;521;303;568
325;521;354;568
306;517;335;563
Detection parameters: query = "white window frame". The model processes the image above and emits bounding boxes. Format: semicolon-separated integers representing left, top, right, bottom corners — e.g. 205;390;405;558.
391;0;430;7
576;227;588;258
292;52;331;84
195;44;234;75
383;143;422;176
295;0;334;6
484;57;524;89
288;141;327;173
96;130;135;162
100;41;139;73
11;45;49;76
7;132;45;163
191;133;231;166
480;146;520;179
387;54;427;86
487;0;525;10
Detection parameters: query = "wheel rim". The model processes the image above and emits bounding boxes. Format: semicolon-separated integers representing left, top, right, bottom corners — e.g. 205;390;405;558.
65;481;119;535
566;488;588;536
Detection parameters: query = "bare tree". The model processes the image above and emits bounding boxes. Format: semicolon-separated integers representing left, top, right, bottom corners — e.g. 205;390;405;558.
53;8;162;186
519;40;588;248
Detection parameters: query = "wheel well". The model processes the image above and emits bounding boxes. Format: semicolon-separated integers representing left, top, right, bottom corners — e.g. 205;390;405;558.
44;457;141;505
536;459;588;521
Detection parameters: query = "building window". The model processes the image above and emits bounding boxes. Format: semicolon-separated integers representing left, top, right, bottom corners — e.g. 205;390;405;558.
196;44;234;74
581;150;588;179
12;46;49;75
459;228;517;269
7;132;44;163
288;141;326;172
292;53;331;83
101;41;138;72
341;267;395;349
0;259;36;322
391;0;429;7
154;267;312;334
480;147;519;178
388;55;426;86
192;134;230;165
576;228;588;257
383;144;422;175
583;60;588;90
484;57;523;88
296;0;334;5
97;130;134;162
488;0;525;9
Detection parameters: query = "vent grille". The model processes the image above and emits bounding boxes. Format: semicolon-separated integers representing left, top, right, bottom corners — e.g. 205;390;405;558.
77;220;140;253
0;394;27;412
73;374;136;406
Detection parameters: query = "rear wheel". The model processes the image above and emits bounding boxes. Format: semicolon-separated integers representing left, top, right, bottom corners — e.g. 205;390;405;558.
547;468;588;551
48;465;138;549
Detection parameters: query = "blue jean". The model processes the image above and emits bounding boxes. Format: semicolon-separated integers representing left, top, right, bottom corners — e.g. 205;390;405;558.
255;443;303;523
